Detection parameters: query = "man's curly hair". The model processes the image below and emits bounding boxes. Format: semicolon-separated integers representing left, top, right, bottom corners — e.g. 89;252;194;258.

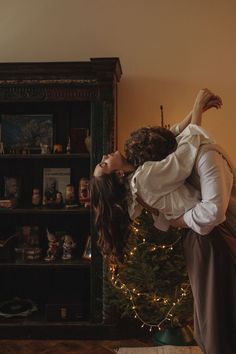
124;126;177;167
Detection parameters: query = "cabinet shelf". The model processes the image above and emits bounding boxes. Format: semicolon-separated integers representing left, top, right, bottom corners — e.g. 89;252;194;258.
0;207;90;215
0;153;90;160
0;319;117;339
0;259;91;270
0;318;92;327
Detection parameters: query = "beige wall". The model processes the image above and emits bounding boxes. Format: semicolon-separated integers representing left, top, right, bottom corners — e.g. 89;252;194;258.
0;0;236;163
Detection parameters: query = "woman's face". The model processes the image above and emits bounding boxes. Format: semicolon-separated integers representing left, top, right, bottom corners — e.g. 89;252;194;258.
93;151;126;177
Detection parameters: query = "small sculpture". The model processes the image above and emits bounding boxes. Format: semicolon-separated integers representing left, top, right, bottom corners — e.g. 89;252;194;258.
62;234;76;260
40;143;51;154
45;229;59;261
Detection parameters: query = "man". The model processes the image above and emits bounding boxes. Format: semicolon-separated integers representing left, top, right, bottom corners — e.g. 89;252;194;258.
170;143;236;354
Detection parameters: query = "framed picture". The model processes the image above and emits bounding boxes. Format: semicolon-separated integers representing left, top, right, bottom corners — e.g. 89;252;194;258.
43;168;71;206
82;236;91;260
1;114;53;151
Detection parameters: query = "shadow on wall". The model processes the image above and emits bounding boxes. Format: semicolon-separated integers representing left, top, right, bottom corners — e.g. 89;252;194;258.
118;76;199;150
117;77;233;164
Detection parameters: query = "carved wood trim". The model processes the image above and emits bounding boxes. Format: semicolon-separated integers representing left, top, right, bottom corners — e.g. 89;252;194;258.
0;84;99;102
0;79;97;85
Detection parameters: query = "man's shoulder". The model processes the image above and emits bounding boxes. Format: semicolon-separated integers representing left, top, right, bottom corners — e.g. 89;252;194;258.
196;144;224;164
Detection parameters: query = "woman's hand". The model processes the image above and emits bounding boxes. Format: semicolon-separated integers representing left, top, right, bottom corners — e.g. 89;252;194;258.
203;94;222;112
192;88;222;126
194;89;213;112
194;88;222;113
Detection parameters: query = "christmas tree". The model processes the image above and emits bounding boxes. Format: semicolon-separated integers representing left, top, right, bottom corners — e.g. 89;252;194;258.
106;210;193;333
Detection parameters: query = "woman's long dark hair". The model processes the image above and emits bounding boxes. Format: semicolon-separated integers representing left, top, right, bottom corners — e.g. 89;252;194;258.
90;172;131;263
91;126;177;263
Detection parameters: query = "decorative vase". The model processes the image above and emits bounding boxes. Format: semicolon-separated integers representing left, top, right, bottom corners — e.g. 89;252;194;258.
153;325;196;346
84;132;91;153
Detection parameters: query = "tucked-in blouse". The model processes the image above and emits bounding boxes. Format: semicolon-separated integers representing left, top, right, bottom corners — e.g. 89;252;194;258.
127;124;217;231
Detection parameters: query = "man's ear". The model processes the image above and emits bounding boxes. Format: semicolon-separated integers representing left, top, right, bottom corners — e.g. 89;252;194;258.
115;170;125;178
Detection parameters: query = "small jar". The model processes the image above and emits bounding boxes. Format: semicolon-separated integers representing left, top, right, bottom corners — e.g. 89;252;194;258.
53;144;63;153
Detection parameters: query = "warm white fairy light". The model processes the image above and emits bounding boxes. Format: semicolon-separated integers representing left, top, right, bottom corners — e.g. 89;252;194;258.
109;226;191;330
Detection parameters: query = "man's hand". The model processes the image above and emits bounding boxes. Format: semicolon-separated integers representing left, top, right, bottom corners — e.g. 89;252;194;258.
169;215;188;229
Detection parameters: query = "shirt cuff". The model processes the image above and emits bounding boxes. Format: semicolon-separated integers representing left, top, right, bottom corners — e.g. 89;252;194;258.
183;209;214;235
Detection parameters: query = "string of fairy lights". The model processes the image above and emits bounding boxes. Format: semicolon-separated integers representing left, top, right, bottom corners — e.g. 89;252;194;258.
109;219;191;332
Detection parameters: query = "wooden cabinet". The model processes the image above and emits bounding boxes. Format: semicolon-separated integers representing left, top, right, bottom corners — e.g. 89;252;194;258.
0;58;122;338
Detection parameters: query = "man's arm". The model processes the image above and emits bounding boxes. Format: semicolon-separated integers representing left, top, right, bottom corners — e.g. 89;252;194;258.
170;150;233;234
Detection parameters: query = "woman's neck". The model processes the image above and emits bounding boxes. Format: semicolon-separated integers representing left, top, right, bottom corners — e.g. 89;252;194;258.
123;162;135;173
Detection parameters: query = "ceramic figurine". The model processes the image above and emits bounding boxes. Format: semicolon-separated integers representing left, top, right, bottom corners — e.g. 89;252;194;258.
65;184;76;206
62;234;76;260
32;188;41;207
78;178;90;207
44;229;59;261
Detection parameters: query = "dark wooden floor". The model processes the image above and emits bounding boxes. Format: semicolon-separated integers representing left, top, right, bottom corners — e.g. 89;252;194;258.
0;338;153;354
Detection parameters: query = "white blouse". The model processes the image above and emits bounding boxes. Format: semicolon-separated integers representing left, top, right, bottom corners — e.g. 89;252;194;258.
128;124;217;231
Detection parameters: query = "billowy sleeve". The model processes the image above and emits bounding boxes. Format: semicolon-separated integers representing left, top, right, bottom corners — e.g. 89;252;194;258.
170;123;180;136
183;150;233;234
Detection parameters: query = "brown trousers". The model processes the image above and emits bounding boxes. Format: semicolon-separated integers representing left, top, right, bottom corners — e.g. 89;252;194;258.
183;226;236;354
